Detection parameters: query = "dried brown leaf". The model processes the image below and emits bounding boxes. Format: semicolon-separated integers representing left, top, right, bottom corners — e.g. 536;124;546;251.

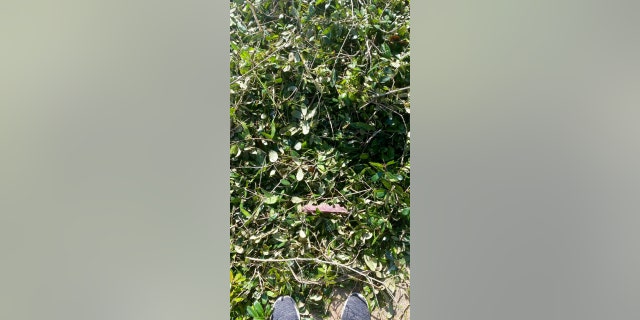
301;203;349;214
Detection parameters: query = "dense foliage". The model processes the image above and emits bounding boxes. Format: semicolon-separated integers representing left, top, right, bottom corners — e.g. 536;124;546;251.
230;0;409;318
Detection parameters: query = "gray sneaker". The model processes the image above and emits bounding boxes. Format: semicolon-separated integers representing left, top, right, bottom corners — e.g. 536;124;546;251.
271;296;300;320
340;293;371;320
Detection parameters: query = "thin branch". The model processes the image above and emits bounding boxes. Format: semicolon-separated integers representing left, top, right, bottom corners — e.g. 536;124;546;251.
246;256;389;293
368;86;410;100
358;86;410;111
246;1;264;34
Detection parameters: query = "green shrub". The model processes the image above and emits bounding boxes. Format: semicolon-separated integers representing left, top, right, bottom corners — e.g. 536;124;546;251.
230;0;409;318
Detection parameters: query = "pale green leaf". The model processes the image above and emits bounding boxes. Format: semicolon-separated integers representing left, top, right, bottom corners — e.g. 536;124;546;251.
296;167;304;181
364;255;378;271
269;150;278;162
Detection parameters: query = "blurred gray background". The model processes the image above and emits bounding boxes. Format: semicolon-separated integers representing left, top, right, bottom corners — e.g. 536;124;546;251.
1;1;227;319
414;1;640;319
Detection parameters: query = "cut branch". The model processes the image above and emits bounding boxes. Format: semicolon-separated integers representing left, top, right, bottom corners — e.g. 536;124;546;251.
246;256;389;292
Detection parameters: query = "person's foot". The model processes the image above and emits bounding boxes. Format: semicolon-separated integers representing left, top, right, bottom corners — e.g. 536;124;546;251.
270;296;300;320
340;293;371;320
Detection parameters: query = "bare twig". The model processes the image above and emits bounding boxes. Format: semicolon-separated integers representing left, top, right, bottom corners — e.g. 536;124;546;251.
331;27;353;73
246;1;264;34
364;86;410;102
246;256;388;290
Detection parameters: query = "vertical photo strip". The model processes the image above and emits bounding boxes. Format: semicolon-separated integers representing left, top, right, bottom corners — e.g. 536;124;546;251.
230;1;410;318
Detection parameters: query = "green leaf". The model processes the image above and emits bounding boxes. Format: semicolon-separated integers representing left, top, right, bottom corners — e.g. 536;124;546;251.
384;278;396;293
239;201;251;218
271;120;277;136
369;162;384;170
301;120;310;135
269;150;278;162
385;172;403;182
246;306;256;318
296;167;304;181
374;189;386;198
305;108;317;120
253;301;264;316
364;255;378;271
264;193;279;204
309;294;322;301
381;43;391;57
